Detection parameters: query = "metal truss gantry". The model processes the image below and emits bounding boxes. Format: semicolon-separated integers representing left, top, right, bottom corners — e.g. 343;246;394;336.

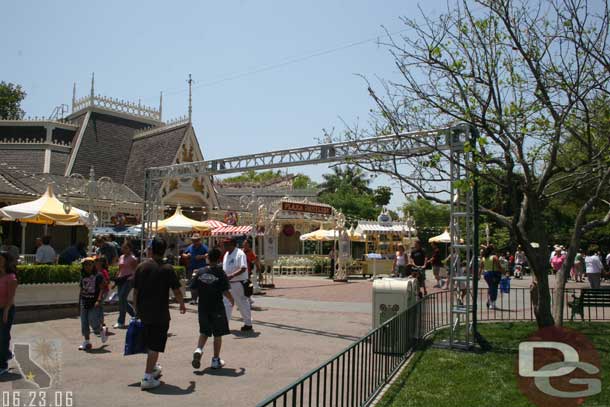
142;124;478;350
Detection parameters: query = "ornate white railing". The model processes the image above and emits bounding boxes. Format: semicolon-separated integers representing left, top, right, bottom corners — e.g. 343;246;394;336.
73;94;161;122
133;116;190;139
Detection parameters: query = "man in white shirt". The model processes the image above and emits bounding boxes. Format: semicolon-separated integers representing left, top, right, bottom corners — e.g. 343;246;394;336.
35;236;57;264
222;238;253;331
584;248;604;289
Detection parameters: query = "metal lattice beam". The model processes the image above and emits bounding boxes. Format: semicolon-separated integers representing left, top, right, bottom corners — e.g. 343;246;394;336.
146;126;467;180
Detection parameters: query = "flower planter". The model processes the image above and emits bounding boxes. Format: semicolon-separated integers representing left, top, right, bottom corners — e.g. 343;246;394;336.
15;278;188;308
16;283;80;307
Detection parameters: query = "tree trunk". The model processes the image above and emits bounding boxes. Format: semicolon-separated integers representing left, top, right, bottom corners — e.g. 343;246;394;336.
530;253;555;327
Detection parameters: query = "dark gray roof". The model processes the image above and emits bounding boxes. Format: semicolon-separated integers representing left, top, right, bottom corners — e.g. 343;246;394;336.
50;151;69;175
0;150;45;174
124;122;190;197
0;168;142;203
70;112;151;184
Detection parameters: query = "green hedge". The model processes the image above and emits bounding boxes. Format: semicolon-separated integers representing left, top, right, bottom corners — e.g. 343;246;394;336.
16;264;186;285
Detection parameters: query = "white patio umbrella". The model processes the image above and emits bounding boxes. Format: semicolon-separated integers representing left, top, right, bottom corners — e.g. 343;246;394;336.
0;184;91;225
428;229;463;244
299;228;339;241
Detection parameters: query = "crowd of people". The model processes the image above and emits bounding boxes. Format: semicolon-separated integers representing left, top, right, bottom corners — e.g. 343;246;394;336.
0;234;258;391
390;240;610;309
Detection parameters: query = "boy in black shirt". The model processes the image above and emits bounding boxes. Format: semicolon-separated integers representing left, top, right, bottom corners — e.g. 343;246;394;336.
190;248;234;370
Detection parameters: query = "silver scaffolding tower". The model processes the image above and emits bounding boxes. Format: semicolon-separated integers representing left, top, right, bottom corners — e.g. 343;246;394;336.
141;124;478;350
446;126;475;349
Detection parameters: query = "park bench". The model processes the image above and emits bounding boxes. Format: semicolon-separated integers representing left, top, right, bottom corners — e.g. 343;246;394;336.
568;288;610;321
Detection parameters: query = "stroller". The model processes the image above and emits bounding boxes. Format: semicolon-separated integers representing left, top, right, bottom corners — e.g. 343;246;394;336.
514;264;523;279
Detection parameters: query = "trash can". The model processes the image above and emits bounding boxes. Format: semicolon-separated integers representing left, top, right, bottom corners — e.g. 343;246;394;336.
372;277;419;354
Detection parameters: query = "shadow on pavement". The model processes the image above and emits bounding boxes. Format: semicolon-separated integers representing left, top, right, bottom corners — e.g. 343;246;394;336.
194;367;245;377
231;330;261;339
252;320;361;341
0;371;22;382
87;345;111;354
128;381;196;395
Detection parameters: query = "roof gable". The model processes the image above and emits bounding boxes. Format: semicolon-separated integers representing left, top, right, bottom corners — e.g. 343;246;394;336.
70;112;150;183
124;122;190;197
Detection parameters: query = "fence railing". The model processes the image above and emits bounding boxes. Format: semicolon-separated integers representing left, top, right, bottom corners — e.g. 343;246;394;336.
257;286;609;407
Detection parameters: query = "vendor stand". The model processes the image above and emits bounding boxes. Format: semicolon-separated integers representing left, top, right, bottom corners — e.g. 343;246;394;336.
354;210;417;277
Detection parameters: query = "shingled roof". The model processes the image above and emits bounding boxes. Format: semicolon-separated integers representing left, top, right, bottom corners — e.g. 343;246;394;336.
70;112;151;184
0;167;141;203
123;122;190;197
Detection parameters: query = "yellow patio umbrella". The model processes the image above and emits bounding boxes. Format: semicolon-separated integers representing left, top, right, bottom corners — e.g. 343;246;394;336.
0;184;90;225
152;205;212;234
428;228;463;244
299;228;339;241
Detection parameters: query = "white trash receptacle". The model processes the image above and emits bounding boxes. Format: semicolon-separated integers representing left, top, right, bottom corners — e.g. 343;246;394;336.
372;277;419;354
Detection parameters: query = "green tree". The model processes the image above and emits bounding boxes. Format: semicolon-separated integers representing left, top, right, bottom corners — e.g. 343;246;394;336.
402;197;450;228
319;166;372;195
292;174;317;189
353;0;610;327
373;186;392;206
0;82;26;120
318;185;378;224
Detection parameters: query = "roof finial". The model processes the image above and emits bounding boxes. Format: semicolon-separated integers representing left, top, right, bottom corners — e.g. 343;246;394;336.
187;73;193;122
159;91;163;121
72;82;76;111
90;72;95;104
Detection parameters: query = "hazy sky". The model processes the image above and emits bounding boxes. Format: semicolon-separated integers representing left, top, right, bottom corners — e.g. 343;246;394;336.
1;0;452;211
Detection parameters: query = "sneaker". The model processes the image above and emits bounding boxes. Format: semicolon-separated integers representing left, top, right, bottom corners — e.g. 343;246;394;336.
240;325;253;332
211;357;225;369
113;323;127;329
101;326;108;343
78;341;92;351
140;377;161;391
0;367;9;376
152;364;162;379
192;349;202;369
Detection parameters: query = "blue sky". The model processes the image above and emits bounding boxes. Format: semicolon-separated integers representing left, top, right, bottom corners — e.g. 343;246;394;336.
1;0;450;212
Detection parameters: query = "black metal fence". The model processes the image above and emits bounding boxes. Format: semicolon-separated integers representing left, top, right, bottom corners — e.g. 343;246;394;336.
256;287;609;407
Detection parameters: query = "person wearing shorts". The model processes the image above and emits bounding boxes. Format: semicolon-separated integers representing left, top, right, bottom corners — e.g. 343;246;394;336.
190;248;234;370
410;241;428;296
133;237;186;391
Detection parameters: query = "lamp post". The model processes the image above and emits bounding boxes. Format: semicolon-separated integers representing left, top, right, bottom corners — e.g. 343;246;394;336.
240;192;265;294
64;167;116;254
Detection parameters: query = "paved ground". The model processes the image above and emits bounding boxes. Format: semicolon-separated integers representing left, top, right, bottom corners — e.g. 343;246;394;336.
2;274;606;407
1;276;375;407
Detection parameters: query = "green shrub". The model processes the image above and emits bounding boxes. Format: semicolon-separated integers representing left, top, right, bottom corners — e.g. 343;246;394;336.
16;264;185;284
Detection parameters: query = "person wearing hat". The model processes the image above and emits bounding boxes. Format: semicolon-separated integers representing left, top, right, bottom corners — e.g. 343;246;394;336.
78;257;108;351
181;233;209;305
222;238;253;331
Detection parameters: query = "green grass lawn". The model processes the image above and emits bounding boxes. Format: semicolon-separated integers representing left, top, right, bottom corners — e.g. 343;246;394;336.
376;322;610;407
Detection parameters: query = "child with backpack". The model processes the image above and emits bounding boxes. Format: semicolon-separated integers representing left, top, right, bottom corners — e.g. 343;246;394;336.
79;257;108;350
190;248;234;370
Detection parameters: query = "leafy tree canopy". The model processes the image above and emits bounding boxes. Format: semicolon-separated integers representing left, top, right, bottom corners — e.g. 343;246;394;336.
0;82;26;120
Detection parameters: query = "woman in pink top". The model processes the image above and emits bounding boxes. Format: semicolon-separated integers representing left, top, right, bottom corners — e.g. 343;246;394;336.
0;251;18;375
550;247;566;275
114;241;137;328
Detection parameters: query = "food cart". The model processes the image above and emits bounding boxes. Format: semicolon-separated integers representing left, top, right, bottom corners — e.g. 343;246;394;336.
354;211;417;277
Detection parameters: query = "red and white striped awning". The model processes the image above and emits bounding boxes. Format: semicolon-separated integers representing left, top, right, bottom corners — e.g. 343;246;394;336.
202;219;228;229
211;225;252;237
